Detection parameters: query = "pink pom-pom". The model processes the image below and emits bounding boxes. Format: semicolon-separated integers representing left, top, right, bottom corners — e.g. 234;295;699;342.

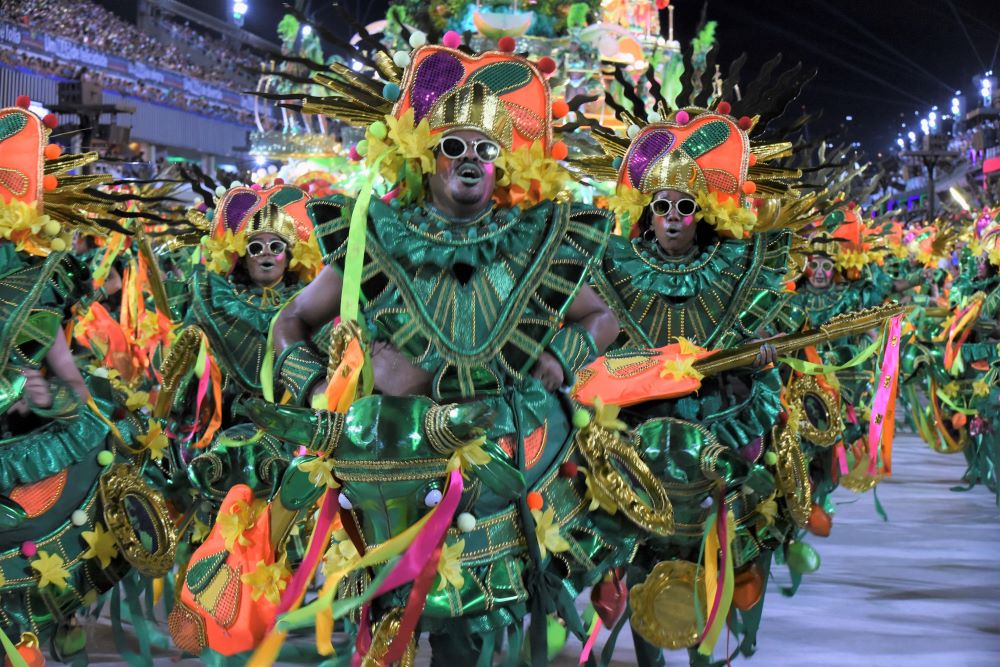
21;541;36;558
349;145;362;161
675;110;690;125
537;57;556;75
498;36;516;53
716;101;732;115
442;31;462;49
15;95;30;109
250;183;262;191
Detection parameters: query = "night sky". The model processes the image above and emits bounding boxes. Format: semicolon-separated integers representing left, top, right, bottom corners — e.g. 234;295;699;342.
170;1;999;154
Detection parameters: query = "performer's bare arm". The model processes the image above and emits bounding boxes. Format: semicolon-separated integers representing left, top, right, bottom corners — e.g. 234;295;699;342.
532;284;619;390
273;265;344;353
565;283;620;353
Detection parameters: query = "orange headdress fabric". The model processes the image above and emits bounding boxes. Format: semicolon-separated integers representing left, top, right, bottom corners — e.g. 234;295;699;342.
617;112;750;202
394;45;552;152
214;185;313;245
0;107;44;207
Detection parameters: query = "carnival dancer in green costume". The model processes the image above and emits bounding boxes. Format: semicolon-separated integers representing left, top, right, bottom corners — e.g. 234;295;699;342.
0;102;177;662
571;95;817;665
254;35;636;664
932;211;1000;499
160;184;323;513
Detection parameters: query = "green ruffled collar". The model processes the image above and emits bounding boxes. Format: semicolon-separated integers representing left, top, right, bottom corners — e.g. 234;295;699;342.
370;200;550;269
201;270;296;332
610;235;748;298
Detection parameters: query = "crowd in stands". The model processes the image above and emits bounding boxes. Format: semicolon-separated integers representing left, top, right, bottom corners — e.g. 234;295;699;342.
2;0;267;125
0;48;257;125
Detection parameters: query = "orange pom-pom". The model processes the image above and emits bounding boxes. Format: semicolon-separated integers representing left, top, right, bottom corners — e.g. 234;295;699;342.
806;504;832;537
15;95;30;109
44;143;62;160
498;36;516;53
42;174;58;191
536;56;556;75
748;153;757;166
951;412;967;429
42;113;58;128
784;280;797;292
550;141;568;161
526;491;544;511
741;180;757;195
551;98;569;119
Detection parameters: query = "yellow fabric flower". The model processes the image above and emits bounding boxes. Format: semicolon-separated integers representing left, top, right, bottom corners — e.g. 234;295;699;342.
607;185;650;234
0;199;59;255
754;494;778;529
591;397;628;432
241;558;290;604
218;499;255;551
298;456;339;489
381;108;439;175
32;551;71;590
531;507;570;560
290;233;324;281
973;380;990;397
125;390;151;411
675;336;703;355
436;539;466;591
447;436;493;478
137;421;169;461
496;141;567;205
191;517;211;543
941;381;961;398
659;355;704;383
694;191;756;238
322;530;359;576
202;229;247;274
81;522;120;569
581;465;619;514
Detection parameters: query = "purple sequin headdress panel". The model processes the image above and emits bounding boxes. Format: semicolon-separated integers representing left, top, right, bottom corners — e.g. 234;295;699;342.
627;130;675;188
410;51;465;122
223;191;260;233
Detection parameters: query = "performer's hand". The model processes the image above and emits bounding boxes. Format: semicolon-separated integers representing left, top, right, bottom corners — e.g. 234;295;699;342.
531;352;565;391
21;368;52;409
752;343;778;369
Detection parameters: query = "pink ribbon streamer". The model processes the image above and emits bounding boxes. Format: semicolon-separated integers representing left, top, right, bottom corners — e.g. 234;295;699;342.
185;352;212;443
355;469;464;658
845;403;858;425
834;442;849;475
868;315;903;474
274;488;341;618
579;616;602;664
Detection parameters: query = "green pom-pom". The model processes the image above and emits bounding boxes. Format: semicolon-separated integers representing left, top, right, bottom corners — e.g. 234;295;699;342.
572;409;591;429
786;541;821;573
763;451;778;466
382;83;401;102
205;209;214;221
97;450;114;466
611;156;623;169
357;139;369;157
369;121;388;140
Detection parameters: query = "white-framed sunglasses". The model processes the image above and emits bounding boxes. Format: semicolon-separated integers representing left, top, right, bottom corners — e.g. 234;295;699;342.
650;198;698;217
438;135;502;163
247;239;287;257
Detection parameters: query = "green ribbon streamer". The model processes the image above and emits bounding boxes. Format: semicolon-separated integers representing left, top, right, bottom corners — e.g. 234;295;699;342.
777;334;881;376
276;555;398;632
0;628;28;667
934;387;978;415
341;150;391;324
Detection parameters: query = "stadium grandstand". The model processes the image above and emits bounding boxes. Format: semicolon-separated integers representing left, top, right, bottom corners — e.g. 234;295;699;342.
0;0;278;172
